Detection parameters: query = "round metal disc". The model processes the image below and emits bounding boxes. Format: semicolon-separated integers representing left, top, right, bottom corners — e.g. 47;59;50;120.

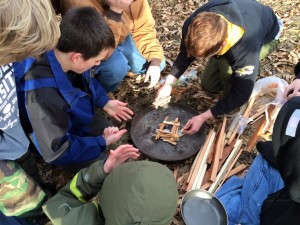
130;103;207;162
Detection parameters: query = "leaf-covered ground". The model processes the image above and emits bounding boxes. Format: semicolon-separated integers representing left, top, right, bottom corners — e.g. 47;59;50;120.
38;1;299;224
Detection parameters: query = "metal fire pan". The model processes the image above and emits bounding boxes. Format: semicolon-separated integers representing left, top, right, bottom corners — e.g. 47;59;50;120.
130;103;207;162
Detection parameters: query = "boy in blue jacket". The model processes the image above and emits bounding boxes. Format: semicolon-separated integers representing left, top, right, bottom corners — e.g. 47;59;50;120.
18;7;134;170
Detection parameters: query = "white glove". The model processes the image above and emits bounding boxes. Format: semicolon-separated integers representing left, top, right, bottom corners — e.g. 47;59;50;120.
144;65;161;88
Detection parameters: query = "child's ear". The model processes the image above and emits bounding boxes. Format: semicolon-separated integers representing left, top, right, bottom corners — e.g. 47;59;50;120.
70;52;83;63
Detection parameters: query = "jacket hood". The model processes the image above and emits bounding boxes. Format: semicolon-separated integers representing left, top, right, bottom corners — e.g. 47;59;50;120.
272;96;300;203
99;161;178;225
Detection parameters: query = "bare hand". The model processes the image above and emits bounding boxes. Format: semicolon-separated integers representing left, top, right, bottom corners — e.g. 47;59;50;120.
182;116;205;135
183;110;213;135
102;127;127;145
106;0;133;13
103;100;134;122
144;65;161;88
284;79;300;99
103;144;140;173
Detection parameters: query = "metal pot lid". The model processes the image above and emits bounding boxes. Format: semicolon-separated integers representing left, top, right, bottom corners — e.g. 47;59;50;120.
181;189;228;225
130;103;207;162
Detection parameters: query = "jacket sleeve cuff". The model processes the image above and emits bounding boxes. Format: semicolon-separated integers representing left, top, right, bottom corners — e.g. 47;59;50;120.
107;9;122;22
98;96;110;109
210;106;220;118
97;135;107;147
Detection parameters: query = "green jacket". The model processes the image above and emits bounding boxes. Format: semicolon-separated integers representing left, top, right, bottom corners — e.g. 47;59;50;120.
43;160;178;225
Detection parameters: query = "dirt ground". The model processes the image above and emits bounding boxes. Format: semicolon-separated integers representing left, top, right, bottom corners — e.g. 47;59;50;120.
37;1;300;224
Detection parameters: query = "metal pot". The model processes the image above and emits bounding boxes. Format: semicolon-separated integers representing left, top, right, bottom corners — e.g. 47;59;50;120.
181;189;228;225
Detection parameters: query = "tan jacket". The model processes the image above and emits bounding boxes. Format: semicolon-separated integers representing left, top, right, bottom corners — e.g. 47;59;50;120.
62;0;164;61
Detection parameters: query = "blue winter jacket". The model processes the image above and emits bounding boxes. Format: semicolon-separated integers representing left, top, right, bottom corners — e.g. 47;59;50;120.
16;50;109;164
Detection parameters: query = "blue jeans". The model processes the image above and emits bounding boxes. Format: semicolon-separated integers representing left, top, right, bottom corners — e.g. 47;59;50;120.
94;35;166;92
216;154;284;225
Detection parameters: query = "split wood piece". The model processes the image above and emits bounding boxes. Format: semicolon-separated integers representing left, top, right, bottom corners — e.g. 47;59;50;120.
187;146;202;184
194;163;207;189
181;175;189;191
246;105;275;152
156;129;172;134
250;114;264;125
227;96;257;145
226;113;241;140
173;165;179;180
250;107;267;121
201;138;237;186
243;96;257;117
152;96;171;109
211;117;228;182
208;139;243;194
206;125;220;165
209;124;223;182
162;139;177;145
184;129;212;189
226;164;248;179
206;140;217;165
155;116;168;139
177;172;188;184
219;138;238;170
184;129;215;191
162;121;180;126
187;130;216;191
170;118;179;141
218;117;227;160
215;146;244;193
201;181;213;190
263;105;281;134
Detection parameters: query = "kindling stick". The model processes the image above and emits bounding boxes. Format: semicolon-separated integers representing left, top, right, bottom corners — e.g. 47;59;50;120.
185;129;215;191
208;139;243;194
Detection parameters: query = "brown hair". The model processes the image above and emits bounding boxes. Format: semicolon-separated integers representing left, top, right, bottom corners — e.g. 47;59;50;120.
0;0;60;65
185;12;228;58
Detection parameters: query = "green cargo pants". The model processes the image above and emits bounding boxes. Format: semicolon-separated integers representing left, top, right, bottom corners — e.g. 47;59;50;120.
201;40;279;95
0;160;46;217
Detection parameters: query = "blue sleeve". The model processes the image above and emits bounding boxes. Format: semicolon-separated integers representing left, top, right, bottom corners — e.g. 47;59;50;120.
49;134;107;165
91;78;109;109
26;88;107;165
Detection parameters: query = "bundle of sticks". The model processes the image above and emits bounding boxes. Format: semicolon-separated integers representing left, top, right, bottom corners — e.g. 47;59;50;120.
155;116;182;145
226;96;281;151
177;93;282;194
180;117;246;194
152;96;171;109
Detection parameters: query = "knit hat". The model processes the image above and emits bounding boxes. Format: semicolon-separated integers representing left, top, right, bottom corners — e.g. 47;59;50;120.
99;161;178;225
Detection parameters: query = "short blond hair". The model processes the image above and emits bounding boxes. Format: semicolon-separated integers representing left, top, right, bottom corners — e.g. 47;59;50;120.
0;0;60;65
185;12;227;58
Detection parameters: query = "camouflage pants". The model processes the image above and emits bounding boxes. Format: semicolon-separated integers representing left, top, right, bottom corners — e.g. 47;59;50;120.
0;160;46;217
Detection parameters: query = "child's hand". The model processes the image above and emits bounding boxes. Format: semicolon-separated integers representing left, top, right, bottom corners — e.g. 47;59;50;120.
103;100;134;122
102;127;127;145
284;79;300;99
103;144;139;173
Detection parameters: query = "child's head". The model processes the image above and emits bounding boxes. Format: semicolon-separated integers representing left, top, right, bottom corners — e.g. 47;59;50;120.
0;0;60;65
185;12;227;58
56;6;115;61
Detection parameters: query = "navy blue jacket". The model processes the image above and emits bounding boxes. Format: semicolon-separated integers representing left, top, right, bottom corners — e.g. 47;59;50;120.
170;0;279;117
16;51;109;164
